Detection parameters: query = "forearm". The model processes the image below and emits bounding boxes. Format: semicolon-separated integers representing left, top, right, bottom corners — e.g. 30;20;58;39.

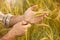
0;31;15;40
0;12;24;27
9;15;24;27
0;35;15;40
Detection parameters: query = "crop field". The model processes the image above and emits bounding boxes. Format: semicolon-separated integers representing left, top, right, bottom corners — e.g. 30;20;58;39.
0;0;60;40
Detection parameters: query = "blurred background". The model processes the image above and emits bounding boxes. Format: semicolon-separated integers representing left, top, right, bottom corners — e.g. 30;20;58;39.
0;0;60;40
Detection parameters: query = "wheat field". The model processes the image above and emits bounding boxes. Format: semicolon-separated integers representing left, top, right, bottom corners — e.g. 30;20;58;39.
0;0;60;40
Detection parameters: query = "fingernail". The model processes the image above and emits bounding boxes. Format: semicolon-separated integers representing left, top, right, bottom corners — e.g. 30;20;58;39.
22;21;28;25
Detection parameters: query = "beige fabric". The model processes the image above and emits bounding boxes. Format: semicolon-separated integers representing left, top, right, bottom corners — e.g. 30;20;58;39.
0;11;5;21
0;11;13;27
3;14;13;27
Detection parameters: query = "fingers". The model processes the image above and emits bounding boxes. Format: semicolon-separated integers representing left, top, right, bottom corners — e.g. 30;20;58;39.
28;5;38;10
29;13;48;23
36;9;48;13
43;13;48;18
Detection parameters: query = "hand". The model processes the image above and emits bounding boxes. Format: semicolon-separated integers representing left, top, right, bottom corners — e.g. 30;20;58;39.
24;5;38;21
0;21;31;40
24;5;49;23
8;21;31;37
9;5;49;27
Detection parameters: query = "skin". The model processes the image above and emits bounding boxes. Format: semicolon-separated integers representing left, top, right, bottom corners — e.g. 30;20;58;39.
9;5;48;26
0;21;31;40
0;5;49;40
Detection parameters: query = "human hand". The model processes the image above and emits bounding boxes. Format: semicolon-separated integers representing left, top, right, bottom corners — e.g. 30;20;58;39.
24;5;49;23
8;21;31;37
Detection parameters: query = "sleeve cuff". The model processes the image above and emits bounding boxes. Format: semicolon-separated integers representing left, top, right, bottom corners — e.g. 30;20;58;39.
3;14;13;27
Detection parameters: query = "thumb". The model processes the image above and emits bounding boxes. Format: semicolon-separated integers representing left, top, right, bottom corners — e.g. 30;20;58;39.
24;23;31;28
22;21;31;28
